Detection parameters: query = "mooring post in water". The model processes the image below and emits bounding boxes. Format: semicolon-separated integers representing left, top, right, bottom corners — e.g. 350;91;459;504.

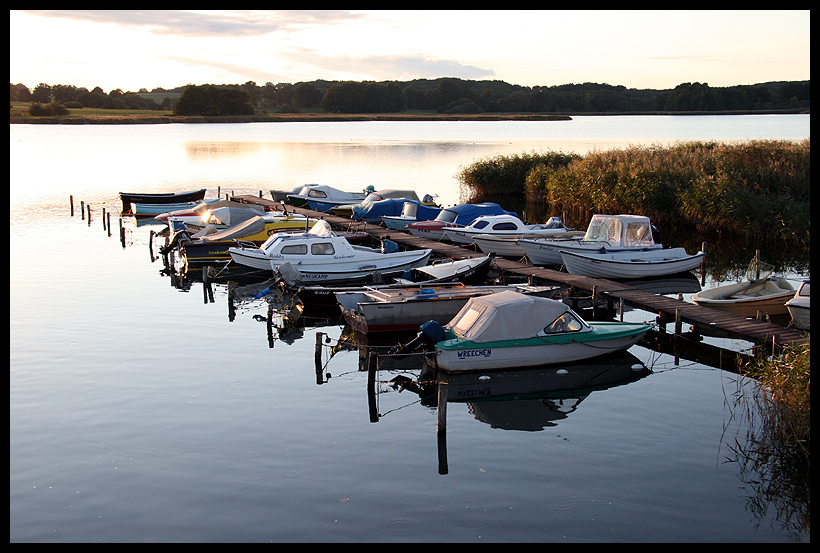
437;380;449;475
119;216;126;248
80;200;85;220
87;204;91;226
700;242;707;286
366;352;378;421
314;332;324;371
70;195;74;216
107;212;112;237
592;285;599;319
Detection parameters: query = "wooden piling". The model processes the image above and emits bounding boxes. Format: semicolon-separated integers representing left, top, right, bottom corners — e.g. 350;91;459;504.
437;381;449;475
700;241;707;286
80;200;85;220
107;212;112;236
87;204;91;226
314;332;324;370
70;195;74;216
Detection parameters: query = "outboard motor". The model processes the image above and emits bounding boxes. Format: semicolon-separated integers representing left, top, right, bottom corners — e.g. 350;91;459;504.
381;239;399;253
389;320;446;359
544;216;564;229
651;225;662;247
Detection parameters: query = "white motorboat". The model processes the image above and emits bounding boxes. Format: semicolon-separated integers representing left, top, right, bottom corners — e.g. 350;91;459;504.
691;257;795;317
785;279;810;330
381;201;442;230
399;291;651;372
442;215;579;246
228;220;432;283
287;184;373;209
560;247;705;279
519;214;663;266
406;202;515;241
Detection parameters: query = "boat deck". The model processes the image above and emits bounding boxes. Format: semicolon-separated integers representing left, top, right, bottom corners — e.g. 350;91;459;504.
232;195;807;350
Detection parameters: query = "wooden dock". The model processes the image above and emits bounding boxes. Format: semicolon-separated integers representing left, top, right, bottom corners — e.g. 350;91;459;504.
232;195;807;351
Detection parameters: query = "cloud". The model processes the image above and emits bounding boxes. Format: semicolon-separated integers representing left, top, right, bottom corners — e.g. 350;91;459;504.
17;10;365;37
162;56;288;84
285;49;496;80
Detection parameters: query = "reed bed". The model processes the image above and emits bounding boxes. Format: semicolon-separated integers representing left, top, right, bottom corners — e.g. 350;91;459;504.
459;140;810;246
728;338;810;537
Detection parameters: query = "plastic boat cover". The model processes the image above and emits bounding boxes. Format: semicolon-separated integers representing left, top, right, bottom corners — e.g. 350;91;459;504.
446;290;571;343
438;203;516;225
352;198;440;220
205;206;264;226
582;214;655;246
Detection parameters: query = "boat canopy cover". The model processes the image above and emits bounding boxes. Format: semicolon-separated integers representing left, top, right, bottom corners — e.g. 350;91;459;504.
198;215;268;241
446;290;572;343
582;214;655;246
437;203;516;225
352;198;440;220
193;199;257;215
205;206;264;226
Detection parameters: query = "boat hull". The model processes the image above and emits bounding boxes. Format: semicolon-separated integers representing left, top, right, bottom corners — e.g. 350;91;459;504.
431;322;651;372
692;278;795;317
560;248;705;279
229;247;433;283
337;284;557;335
120;189;206;213
520;239;664;266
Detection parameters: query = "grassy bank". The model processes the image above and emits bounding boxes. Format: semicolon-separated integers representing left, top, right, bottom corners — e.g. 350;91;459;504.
9;102;571;124
458;140;810;246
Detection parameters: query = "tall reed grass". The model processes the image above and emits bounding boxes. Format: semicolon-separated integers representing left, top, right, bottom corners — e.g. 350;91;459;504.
459;140;810;246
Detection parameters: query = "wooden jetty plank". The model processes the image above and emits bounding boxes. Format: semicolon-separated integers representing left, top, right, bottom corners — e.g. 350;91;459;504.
231;195;807;349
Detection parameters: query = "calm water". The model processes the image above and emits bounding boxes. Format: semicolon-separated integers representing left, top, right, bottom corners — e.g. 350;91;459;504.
10;116;810;542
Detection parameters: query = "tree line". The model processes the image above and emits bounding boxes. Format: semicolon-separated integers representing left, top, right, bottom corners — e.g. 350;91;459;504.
11;78;810;117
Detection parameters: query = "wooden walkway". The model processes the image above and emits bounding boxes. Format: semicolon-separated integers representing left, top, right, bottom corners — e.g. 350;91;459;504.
232;195;808;350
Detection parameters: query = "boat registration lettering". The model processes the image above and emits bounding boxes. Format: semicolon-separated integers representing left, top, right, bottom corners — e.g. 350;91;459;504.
457;348;492;359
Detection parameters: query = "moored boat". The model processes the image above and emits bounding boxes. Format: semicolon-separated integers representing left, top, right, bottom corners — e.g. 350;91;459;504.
119;189;207;214
785;279;810;330
401;290;651;372
164;212;321;269
560;247;705;279
336;283;558;335
691;257;795;317
282;254;496;307
520;214;663;266
287;184;372;209
442;215;578;246
228;220;432;283
406;202;515;241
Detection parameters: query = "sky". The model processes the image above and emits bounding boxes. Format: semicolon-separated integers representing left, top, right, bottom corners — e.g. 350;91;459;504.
10;10;810;93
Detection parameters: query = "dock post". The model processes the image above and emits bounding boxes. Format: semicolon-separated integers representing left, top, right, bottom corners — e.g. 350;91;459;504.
314;332;324;371
367;352;378;422
592;285;599;320
87;204;91;226
700;242;707;286
70;195;74;216
619;298;624;322
437;380;449;475
107;212;112;236
80;200;85;220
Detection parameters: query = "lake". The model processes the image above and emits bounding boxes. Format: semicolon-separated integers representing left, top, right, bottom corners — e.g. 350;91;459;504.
10;115;810;542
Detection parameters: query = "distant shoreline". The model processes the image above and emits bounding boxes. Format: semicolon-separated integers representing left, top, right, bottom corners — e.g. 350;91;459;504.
8;109;808;125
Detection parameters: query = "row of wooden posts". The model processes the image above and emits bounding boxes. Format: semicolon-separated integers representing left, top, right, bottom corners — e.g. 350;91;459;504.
70;195;127;246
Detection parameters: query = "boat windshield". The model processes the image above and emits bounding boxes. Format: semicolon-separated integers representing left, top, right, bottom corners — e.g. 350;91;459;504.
437;209;458;223
543;312;584;334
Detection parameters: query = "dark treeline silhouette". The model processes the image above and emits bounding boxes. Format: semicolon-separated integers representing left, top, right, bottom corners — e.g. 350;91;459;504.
10;78;810;116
